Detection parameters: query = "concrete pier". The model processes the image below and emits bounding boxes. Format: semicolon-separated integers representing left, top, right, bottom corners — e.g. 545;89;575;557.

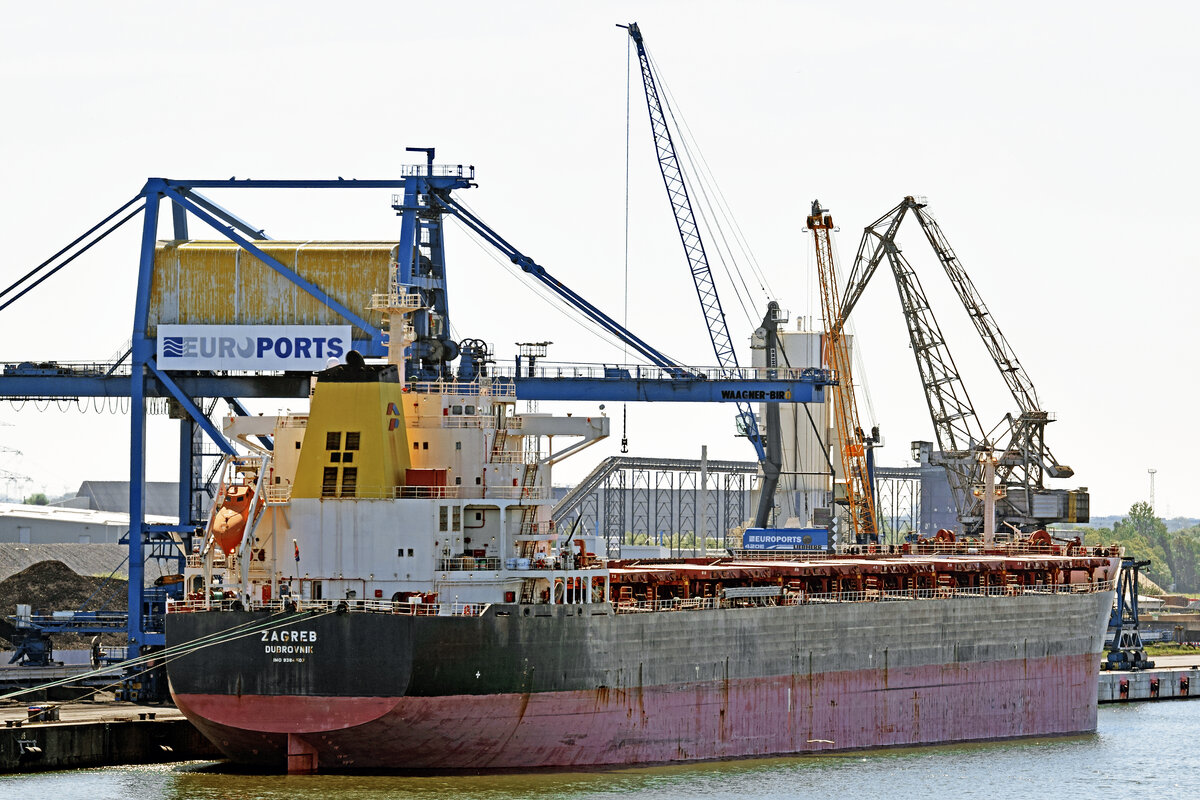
1098;655;1200;704
0;702;220;773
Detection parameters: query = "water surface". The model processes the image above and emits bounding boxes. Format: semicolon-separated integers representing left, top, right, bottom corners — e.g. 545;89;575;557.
2;702;1196;799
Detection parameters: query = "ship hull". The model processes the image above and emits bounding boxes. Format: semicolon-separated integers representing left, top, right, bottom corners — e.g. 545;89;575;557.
167;589;1112;771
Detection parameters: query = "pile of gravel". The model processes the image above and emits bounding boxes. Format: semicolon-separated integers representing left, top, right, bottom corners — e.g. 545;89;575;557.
0;560;128;650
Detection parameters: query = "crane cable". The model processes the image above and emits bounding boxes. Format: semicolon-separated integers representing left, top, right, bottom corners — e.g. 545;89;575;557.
445;202;685;367
650;54;777;308
828;231;878;427
648;54;757;327
622;34;631;453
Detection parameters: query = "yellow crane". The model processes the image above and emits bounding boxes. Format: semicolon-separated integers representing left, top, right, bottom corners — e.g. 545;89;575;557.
807;201;878;541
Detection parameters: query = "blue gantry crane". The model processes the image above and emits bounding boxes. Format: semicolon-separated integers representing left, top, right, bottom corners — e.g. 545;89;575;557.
0;152;831;698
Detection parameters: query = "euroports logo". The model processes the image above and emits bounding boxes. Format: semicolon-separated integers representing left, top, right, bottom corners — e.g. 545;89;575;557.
157;325;352;370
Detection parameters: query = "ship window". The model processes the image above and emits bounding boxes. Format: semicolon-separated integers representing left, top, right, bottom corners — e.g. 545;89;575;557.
345;432;361;451
408;548;414;557
321;467;338;497
455;476;462;485
455;441;462;451
295;441;301;449
475;476;481;485
330;452;342;463
413;442;420;450
397;548;404;557
475;512;482;521
422;442;429;450
342;452;354;464
465;405;475;415
452;507;462;531
326;432;342;450
452;405;463;415
340;467;358;497
439;507;448;532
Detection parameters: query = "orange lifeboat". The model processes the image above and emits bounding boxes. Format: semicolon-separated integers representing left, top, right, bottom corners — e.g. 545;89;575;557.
211;485;256;554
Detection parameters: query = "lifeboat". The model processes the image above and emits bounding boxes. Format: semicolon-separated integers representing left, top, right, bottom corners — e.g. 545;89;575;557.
211;485;256;554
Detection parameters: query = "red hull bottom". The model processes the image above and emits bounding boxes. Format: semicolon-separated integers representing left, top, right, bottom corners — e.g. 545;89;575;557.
174;652;1099;771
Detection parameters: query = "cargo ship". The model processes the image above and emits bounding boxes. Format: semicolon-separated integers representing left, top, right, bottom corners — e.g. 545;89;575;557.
163;282;1119;773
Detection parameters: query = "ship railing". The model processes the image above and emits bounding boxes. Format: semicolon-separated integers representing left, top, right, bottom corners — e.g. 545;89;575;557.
781;580;1117;605
406;379;518;399
488;362;835;384
615;597;719;613
488;485;548;499
440;556;502;571
167;596;490;617
394;163;475;180
608;578;1117;614
728;542;1123;560
407;414;517;430
300;484;548;500
264;485;292;504
488;450;538;465
369;287;424;311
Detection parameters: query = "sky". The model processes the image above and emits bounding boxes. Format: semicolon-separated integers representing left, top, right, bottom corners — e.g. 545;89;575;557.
0;1;1196;518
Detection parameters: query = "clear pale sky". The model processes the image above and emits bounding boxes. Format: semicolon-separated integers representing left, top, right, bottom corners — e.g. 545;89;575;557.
0;1;1195;518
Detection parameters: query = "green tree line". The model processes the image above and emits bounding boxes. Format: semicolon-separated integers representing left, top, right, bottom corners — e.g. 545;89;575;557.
1077;501;1200;594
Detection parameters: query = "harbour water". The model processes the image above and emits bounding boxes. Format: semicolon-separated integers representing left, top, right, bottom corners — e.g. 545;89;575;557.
2;702;1195;798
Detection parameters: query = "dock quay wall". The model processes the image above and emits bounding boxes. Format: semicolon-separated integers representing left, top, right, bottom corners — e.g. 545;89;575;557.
0;717;220;773
1099;666;1200;703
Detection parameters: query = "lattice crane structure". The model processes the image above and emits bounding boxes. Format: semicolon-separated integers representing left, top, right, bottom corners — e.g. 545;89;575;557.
622;21;782;527
839;196;1085;534
807;201;878;542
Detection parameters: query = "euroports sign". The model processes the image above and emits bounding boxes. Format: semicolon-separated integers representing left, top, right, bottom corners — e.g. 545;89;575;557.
156;325;352;371
743;528;829;550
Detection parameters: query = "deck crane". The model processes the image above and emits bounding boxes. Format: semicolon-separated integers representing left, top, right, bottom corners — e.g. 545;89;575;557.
839;196;1085;535
807;201;879;542
621;21;782;527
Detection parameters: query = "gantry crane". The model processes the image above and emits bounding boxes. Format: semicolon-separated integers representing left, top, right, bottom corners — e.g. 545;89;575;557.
807;201;878;542
621;21;782;527
840;196;1085;534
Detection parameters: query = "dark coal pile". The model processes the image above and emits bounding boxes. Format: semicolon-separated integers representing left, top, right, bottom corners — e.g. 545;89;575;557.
0;560;128;649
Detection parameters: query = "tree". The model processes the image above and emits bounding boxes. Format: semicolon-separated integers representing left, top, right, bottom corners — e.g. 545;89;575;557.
23;492;49;506
1120;501;1167;542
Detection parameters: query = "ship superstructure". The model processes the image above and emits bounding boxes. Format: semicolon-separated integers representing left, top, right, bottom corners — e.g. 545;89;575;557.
186;286;610;616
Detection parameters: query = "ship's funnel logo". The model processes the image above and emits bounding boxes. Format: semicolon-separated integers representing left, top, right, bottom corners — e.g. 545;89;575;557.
156;324;352;370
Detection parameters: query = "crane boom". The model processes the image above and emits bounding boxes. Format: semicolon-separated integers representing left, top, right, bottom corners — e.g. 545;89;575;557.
621;22;767;466
908;204;1071;480
807;202;878;541
839;195;1082;532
